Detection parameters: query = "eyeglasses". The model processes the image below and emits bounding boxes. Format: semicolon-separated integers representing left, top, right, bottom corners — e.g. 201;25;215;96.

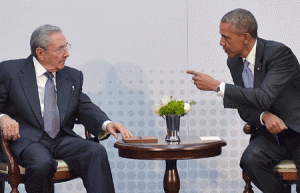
45;43;71;54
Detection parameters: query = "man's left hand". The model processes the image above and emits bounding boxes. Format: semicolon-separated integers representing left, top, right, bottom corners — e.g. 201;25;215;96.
186;70;221;91
106;123;133;139
262;112;288;134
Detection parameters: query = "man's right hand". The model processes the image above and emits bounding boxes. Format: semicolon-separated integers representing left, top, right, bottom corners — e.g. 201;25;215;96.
262;112;288;134
0;115;20;141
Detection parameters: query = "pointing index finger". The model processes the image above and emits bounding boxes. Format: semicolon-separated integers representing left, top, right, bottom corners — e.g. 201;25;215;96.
186;70;200;76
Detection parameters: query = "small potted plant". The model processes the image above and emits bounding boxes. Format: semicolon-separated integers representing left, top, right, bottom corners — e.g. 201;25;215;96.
154;96;196;142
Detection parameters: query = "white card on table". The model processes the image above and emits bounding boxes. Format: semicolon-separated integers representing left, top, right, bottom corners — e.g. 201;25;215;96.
199;136;222;141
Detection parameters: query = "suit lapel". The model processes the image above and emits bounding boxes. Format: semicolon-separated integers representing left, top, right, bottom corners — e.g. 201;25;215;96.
253;38;264;88
20;56;43;127
229;57;245;87
56;69;71;125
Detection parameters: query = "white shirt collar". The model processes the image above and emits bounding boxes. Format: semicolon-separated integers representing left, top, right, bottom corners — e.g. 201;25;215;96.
33;57;56;78
243;39;257;66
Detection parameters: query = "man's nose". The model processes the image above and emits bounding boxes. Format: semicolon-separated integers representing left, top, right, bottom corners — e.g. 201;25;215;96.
220;37;225;46
64;49;70;57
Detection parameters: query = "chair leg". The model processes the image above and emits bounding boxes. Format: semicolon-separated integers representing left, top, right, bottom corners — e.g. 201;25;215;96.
0;181;4;193
285;184;292;193
243;171;254;193
10;182;20;193
9;177;20;193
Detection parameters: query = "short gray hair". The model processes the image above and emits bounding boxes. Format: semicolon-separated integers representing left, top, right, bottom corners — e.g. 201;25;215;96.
221;8;258;38
30;24;62;57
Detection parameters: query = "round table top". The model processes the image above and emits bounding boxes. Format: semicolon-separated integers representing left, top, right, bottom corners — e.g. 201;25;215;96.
114;136;227;160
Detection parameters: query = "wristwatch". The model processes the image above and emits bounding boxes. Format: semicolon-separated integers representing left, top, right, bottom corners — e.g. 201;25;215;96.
216;85;221;93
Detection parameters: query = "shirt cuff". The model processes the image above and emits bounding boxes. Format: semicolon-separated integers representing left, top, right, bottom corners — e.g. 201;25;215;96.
0;114;8;128
260;112;266;125
0;114;7;118
102;120;113;133
216;82;226;97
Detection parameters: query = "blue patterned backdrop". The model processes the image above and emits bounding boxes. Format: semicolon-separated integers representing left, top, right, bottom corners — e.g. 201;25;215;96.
1;0;300;192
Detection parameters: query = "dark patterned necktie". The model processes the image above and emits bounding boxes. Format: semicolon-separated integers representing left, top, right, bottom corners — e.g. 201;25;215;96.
44;71;60;138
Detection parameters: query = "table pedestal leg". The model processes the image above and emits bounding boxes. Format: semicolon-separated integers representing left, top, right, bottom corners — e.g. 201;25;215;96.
163;160;180;193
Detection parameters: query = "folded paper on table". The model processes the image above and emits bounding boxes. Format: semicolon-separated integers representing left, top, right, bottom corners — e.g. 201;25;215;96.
199;136;222;141
123;136;158;143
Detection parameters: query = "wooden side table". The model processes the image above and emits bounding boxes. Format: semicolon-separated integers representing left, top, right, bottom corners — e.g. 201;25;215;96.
114;136;226;193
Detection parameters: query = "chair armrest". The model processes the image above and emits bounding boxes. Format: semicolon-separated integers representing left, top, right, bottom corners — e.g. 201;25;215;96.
85;129;110;141
0;131;21;176
98;130;110;141
243;123;252;135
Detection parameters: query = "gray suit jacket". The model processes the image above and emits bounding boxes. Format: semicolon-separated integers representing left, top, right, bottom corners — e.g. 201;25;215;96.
224;38;300;133
0;55;110;157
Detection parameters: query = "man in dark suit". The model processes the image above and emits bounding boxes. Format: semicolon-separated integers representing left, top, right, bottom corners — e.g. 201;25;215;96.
0;24;133;193
187;8;300;192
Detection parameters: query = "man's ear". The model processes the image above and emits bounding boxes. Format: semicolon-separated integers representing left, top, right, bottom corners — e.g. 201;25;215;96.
243;33;252;45
35;47;45;61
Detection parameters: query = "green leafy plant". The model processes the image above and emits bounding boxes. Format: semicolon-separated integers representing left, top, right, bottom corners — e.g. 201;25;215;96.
153;96;196;117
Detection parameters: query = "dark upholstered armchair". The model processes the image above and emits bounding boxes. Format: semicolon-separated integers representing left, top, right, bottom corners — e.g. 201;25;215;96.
242;123;298;193
0;124;109;193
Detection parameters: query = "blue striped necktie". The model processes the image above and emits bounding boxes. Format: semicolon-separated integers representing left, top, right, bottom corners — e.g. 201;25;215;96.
44;71;60;139
242;60;254;88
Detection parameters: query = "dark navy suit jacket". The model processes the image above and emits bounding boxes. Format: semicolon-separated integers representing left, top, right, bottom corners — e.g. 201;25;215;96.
223;38;300;134
0;55;110;157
